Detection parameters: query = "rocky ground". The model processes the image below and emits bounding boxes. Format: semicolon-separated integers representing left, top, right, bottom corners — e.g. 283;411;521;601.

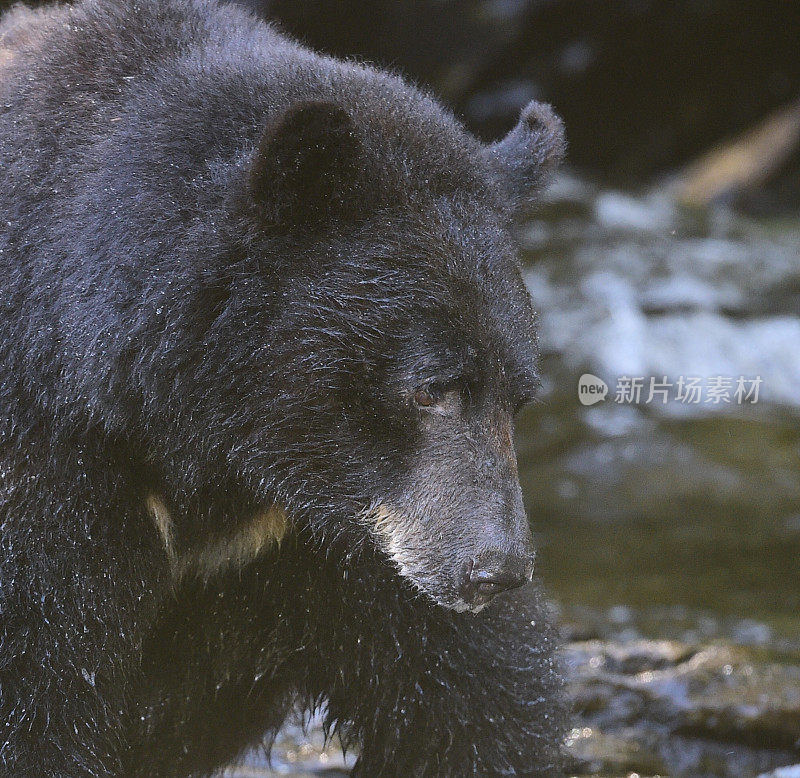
563;637;800;777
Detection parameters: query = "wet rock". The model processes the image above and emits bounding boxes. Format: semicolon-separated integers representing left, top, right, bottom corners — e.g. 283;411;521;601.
564;639;800;777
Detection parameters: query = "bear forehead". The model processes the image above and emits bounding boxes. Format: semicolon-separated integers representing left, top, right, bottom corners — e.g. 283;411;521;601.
306;195;537;353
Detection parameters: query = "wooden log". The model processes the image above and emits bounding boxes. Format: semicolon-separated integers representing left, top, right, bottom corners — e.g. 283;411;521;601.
674;99;800;206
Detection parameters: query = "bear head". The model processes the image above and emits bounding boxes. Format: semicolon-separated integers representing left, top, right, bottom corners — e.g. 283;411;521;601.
158;84;565;614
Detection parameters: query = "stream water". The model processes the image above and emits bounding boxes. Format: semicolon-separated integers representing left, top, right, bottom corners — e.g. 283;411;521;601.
522;175;800;646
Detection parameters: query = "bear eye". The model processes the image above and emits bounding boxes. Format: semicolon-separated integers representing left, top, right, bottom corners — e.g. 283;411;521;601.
413;386;439;408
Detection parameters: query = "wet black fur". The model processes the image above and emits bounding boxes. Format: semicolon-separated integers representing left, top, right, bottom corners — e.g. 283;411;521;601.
0;0;566;774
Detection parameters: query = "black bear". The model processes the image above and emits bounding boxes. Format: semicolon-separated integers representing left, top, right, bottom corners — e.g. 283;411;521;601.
0;0;567;775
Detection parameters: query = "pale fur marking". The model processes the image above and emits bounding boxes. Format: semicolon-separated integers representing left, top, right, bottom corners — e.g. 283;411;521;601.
146;494;175;558
368;502;420;581
145;495;288;580
175;506;288;581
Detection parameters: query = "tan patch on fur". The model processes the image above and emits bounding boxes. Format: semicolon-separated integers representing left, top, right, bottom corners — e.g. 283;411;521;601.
0;40;15;93
175;507;288;581
145;495;288;580
146;494;175;558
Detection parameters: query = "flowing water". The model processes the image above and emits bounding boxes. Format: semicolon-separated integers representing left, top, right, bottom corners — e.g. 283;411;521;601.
520;175;800;646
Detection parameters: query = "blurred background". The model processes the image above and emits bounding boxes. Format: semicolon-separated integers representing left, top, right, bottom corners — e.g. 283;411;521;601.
224;3;800;777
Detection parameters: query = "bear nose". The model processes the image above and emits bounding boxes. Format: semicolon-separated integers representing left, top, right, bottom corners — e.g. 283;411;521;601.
460;555;533;607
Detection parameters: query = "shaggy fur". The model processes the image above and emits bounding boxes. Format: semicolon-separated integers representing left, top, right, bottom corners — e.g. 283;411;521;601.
0;0;566;775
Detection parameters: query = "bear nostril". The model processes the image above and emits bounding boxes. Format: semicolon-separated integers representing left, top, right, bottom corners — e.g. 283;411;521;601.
460;560;529;606
471;568;527;596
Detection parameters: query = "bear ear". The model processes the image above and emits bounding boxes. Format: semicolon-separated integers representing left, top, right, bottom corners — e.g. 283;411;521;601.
485;101;566;213
248;100;364;232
